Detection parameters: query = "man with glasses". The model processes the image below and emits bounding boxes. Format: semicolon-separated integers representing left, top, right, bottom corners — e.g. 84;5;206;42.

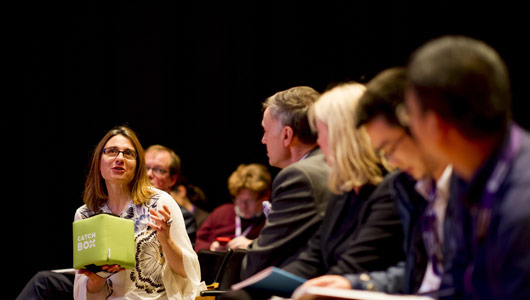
145;144;197;246
354;67;453;295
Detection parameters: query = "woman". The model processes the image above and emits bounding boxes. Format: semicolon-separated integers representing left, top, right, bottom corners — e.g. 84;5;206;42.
74;126;205;300
194;163;271;252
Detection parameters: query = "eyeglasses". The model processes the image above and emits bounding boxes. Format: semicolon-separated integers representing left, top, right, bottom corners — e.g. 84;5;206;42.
146;166;170;177
102;147;137;160
378;131;407;160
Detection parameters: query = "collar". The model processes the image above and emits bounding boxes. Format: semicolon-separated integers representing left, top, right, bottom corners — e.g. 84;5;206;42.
299;146;320;161
415;165;453;203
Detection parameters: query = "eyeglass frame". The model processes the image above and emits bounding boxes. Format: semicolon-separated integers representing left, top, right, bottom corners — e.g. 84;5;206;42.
102;147;138;160
146;166;171;177
376;130;408;160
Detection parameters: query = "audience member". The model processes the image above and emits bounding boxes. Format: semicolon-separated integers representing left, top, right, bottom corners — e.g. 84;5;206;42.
239;86;333;280
301;67;454;294
405;35;530;299
171;177;210;228
194;163;271;252
221;83;405;300
73;126;205;299
145;144;197;245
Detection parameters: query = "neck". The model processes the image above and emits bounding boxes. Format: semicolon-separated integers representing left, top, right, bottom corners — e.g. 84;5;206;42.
287;143;316;166
105;182;132;215
449;134;503;182
431;163;448;181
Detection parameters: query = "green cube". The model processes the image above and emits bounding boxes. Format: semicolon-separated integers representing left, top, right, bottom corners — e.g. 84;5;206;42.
73;214;136;270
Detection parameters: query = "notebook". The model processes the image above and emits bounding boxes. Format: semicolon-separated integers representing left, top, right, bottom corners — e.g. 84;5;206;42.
231;266;306;297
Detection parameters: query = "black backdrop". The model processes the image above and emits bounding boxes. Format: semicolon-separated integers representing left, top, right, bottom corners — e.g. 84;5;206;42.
20;1;529;298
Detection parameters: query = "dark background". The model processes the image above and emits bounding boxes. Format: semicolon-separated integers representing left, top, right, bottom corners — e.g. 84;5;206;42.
20;0;528;298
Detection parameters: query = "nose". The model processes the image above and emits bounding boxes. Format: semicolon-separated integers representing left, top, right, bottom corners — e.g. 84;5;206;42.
146;168;154;178
114;152;125;163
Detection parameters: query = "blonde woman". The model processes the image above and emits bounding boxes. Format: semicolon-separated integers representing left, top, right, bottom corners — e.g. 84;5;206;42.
74;126;205;300
280;82;404;292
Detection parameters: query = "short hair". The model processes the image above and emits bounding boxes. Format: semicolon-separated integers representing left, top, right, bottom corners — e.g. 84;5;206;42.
145;144;182;182
407;35;512;138
355;67;407;129
227;163;272;199
263;86;320;144
310;82;383;194
83;125;154;212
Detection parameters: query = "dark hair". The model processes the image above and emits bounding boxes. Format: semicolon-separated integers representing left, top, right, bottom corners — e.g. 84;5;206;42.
406;35;511;138
355;67;407;129
263;86;320;144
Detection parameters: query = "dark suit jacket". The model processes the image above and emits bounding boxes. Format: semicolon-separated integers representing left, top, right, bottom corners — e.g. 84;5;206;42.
180;204;197;247
281;171;405;279
240;147;332;280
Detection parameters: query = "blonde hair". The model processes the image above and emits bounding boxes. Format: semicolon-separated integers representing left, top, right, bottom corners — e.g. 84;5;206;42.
310;82;383;194
83;126;154;212
227;163;272;199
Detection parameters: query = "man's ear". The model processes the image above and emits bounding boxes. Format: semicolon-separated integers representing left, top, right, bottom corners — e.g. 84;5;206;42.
169;174;178;189
427;110;449;148
282;126;294;147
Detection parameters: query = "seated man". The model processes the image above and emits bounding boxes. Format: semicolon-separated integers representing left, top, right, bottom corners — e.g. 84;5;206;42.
239;86;333;280
404;35;530;299
145;144;197;244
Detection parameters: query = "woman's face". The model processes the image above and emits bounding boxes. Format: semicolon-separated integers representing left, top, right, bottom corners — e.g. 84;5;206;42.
100;135;138;186
235;188;265;219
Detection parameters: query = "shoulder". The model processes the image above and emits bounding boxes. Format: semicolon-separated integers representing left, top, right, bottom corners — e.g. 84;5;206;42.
368;171;405;201
500;129;530;225
74;204;95;220
276;151;330;186
144;187;179;212
210;203;235;215
290;149;329;173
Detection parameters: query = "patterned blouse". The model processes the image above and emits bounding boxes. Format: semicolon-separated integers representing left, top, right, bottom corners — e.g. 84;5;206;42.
73;188;206;300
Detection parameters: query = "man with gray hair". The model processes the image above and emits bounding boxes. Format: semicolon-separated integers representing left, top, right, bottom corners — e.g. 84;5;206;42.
239;86;332;279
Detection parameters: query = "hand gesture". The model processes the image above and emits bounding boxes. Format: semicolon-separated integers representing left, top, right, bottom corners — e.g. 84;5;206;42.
149;204;173;244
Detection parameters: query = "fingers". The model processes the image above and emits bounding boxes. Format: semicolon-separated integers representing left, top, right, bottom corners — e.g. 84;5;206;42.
101;264;123;273
148;206;173;233
149;207;172;222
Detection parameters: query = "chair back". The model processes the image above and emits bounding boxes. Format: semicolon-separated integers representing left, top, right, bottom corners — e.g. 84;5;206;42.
197;248;234;285
218;248;247;290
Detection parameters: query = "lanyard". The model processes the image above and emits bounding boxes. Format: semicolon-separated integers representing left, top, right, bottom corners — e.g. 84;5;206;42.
464;124;522;296
420;179;444;276
235;214;255;238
